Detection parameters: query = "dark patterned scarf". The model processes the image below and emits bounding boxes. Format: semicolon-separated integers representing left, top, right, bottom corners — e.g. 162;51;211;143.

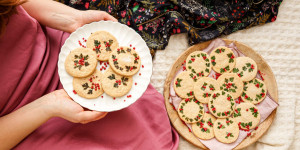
56;0;282;57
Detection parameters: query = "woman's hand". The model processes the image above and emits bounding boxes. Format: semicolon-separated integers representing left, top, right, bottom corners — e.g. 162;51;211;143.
22;0;118;33
70;10;118;33
43;89;107;124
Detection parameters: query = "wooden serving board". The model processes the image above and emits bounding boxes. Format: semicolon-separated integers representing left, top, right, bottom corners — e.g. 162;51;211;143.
163;39;278;149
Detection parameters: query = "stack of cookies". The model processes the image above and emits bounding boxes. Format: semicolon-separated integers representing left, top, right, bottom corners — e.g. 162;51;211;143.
173;47;267;143
65;31;141;99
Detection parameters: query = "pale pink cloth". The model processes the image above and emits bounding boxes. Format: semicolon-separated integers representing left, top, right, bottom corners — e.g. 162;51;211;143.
0;6;178;150
169;39;279;150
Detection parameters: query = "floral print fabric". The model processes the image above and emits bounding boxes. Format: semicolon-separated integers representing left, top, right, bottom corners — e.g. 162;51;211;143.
56;0;283;57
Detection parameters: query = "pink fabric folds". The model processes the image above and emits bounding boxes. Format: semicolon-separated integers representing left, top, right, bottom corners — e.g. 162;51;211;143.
169;39;279;150
16;84;179;150
0;6;179;150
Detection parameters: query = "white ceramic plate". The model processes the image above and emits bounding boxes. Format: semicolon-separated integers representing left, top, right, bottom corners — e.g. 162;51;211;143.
58;21;152;112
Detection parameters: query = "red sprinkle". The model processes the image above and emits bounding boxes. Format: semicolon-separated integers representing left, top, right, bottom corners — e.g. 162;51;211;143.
113;97;116;100
258;70;265;81
142;65;144;68
139;73;141;76
247;132;251;137
135;82;137;85
73;90;77;94
255;126;258;130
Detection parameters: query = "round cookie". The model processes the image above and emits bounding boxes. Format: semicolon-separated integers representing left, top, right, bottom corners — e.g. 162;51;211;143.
208;91;235;118
186;51;211;78
241;78;267;104
108;46;141;76
178;98;205;124
210;46;236;74
233;102;261;130
213;118;239;143
65;47;97;78
233;57;258;82
192;113;216;140
217;73;243;99
101;68;133;97
194;77;220;103
173;71;197;99
86;31;119;61
73;70;104;99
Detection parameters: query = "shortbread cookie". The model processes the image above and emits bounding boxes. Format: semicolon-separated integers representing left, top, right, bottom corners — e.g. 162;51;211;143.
210;46;236;74
65;47;97;78
86;31;119;61
233;102;260;130
173;71;196;98
192;113;216;140
186;51;211;78
241;78;267;104
208;91;235;118
108;46;141;76
101;68;133;97
178;98;204;123
194;77;220;103
73;70;104;99
233;57;258;82
213;118;239;143
217;73;243;99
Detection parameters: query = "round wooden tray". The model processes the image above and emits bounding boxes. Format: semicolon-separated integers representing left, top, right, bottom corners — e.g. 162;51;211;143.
163;39;278;149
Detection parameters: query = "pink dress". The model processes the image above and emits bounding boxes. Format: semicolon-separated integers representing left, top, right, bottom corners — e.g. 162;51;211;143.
0;6;179;149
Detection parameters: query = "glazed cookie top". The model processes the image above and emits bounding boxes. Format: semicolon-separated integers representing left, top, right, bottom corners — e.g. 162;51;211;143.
73;70;104;99
208;91;235;118
177;98;205;124
213;118;239;144
65;47;97;78
101;68;133;97
108;46;141;76
210;46;236;74
233;57;258;82
194;77;220;104
217;73;243;99
191;113;216;140
86;31;119;61
186;51;211;78
173;71;196;99
241;78;267;104
233;102;261;130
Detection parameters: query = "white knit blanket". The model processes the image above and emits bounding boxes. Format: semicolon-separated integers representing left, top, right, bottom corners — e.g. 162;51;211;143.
150;0;300;149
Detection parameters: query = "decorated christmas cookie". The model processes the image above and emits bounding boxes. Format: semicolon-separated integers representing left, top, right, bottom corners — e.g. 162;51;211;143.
177;98;205;124
73;70;104;99
108;46;141;76
101;68;133;97
186;51;211;78
192;113;216;140
210;46;236;74
86;31;119;61
213;118;239;143
217;73;243;99
208;91;235;118
233;102;260;130
194;77;220;103
233;57;258;82
241;78;267;104
173;71;196;99
65;47;97;78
